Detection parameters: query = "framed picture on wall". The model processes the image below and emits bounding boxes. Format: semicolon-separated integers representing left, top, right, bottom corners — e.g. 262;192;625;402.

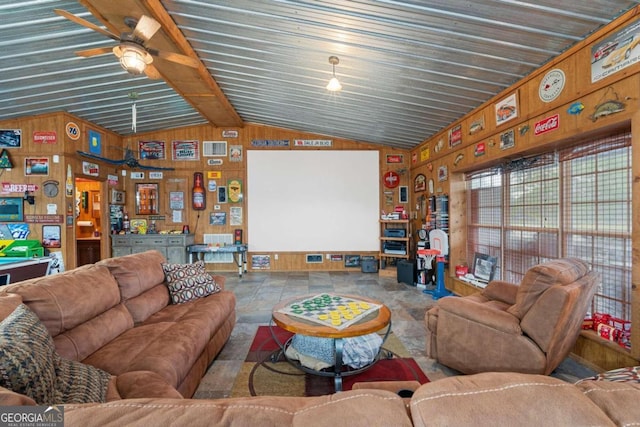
399;186;408;203
495;92;518;126
209;212;226;225
217;186;227;203
345;255;361;267
135;183;159;215
500;129;515;150
25;157;49;176
0;129;21;148
251;255;271;270
42;225;61;248
414;174;426;192
110;189;125;205
0;197;23;222
438;165;448;182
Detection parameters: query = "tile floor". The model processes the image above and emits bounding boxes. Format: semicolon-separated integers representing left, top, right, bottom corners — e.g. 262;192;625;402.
194;270;596;399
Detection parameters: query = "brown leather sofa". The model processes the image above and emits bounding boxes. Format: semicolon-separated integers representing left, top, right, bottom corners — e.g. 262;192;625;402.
0;250;236;398
1;252;638;425
3;372;639;426
426;258;599;375
409;371;640;426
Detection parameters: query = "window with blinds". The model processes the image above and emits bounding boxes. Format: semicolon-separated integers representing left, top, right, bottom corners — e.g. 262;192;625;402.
466;132;632;343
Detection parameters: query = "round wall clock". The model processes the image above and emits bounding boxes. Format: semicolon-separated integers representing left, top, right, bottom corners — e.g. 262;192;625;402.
538;69;565;103
43;180;60;198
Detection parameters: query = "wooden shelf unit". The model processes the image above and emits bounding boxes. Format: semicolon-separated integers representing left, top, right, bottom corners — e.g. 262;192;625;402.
379;219;411;264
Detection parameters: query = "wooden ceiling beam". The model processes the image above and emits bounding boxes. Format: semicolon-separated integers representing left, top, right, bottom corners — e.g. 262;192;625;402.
79;0;243;128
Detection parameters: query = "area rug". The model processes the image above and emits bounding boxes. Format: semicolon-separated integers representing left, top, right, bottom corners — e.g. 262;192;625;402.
230;326;429;397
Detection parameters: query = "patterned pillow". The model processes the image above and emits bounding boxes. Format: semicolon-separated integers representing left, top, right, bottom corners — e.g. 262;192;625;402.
54;355;112;403
162;260;221;304
588;366;640;383
0;304;57;404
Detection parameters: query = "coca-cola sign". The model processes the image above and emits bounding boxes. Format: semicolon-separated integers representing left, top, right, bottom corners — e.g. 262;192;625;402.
383;171;400;188
534;114;559;136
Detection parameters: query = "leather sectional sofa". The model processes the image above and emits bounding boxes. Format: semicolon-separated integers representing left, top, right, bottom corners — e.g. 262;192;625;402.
1;251;639;425
3;371;639;426
0;250;236;399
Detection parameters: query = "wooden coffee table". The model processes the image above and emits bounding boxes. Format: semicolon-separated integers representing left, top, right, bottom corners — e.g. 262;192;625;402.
271;293;392;392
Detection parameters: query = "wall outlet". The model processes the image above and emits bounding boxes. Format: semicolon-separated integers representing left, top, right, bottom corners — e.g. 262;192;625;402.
274;254;278;260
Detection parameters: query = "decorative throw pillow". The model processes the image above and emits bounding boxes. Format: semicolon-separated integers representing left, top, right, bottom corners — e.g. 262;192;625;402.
163;260;221;304
588;366;640;383
53;355;112;404
0;304;57;404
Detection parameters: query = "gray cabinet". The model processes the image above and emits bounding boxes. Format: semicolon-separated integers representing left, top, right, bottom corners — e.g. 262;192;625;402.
111;234;194;264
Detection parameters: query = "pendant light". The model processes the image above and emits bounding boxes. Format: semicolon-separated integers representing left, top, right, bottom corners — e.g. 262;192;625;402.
326;56;342;91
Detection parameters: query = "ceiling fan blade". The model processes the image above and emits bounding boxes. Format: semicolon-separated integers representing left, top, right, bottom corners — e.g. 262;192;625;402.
54;9;120;42
133;15;161;42
75;47;114;58
144;64;162;79
148;48;200;68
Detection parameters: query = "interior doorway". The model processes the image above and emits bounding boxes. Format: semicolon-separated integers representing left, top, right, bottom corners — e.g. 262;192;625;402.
74;177;105;266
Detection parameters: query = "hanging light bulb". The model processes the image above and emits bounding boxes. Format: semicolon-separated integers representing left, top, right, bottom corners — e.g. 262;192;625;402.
326;56;342;91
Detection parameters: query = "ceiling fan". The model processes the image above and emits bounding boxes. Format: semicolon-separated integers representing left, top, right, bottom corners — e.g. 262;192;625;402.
77;149;175;171
54;9;200;79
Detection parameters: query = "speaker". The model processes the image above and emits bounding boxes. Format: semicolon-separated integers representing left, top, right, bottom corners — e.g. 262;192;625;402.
397;259;417;286
234;229;243;245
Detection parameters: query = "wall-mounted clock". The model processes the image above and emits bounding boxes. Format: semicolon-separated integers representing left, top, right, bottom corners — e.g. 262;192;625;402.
43;180;60;198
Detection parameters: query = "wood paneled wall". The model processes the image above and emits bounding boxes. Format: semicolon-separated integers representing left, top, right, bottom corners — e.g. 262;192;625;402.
3;5;640;370
0;114;409;273
409;6;640;370
0;113;120;267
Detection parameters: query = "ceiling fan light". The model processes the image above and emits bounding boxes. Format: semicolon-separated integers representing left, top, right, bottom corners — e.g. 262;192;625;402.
113;43;152;75
326;76;342;91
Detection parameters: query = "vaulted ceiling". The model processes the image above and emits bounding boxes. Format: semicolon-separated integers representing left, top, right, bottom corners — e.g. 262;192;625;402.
2;1;639;149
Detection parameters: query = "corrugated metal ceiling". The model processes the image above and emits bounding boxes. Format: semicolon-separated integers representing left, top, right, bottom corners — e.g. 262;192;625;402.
1;0;639;148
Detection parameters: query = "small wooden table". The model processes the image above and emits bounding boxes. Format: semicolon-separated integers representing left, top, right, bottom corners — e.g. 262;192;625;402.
271;294;392;392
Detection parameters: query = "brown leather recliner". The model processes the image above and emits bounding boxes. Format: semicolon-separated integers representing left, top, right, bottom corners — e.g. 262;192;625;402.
425;258;600;375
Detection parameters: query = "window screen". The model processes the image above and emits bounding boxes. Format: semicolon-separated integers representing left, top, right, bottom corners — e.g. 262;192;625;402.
466;132;631;345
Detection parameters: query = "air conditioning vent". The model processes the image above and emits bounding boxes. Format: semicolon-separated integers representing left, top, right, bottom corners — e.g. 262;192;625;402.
203;141;227;157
